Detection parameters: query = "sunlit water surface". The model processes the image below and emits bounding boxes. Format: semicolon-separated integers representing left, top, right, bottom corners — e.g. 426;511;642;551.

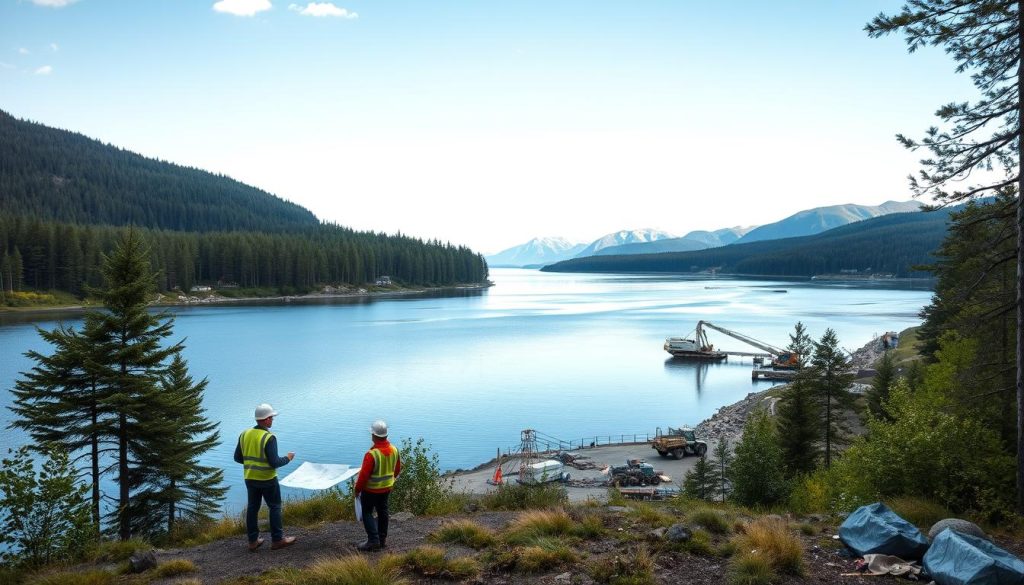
0;268;932;511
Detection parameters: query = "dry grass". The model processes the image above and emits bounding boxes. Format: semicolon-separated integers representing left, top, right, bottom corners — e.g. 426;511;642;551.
511;539;578;573
481;483;568;510
503;510;575;544
404;546;478;580
734;517;804;576
728;552;774;585
589;545;656;585
628;503;676;528
688;509;732;535
153;559;197;578
88;539;152;563
260;555;408;585
429;519;497;549
175;515;246;546
27;570;116;585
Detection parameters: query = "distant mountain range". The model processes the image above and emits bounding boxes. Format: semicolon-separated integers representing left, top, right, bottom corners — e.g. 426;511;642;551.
542;206;951;278
486;200;921;268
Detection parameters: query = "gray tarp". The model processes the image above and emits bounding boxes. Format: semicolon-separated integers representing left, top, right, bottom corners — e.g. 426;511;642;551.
839;502;930;559
923;529;1024;585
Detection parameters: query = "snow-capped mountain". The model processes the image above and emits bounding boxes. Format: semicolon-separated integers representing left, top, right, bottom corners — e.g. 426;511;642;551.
737;200;923;244
486;237;588;267
573;229;676;258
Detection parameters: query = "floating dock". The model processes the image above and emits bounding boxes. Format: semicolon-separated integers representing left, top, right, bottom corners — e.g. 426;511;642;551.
751;368;797;381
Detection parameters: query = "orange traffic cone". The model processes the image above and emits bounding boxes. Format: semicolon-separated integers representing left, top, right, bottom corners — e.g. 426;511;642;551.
491;466;503;485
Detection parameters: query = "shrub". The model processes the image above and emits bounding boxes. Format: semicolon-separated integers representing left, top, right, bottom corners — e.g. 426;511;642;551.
481;482;568;511
734;517;803;576
589;545;655;585
886;497;952;532
729;411;789;507
390;438;461;516
429;520;496;549
153;559;197;578
0;446;95;567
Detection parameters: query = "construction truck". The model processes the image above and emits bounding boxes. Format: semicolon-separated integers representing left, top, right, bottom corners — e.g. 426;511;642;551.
608;459;665;487
651;427;708;459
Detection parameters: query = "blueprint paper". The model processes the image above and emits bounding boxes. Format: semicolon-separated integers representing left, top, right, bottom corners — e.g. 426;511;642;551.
279;462;359;490
355;494;362;522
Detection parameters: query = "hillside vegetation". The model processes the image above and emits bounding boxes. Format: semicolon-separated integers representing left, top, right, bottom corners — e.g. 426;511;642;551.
543;208;950;277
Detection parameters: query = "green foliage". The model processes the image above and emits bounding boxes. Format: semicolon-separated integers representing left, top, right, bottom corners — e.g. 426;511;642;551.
787;321;813;367
87;538;152;563
480;482;568;511
710;437;734;502
282;486;354;525
776;373;820;477
404;545;479;580
886;497;953;532
868;351;897;420
729;411;789;507
728;552;774;585
502;510;576;545
688;509;731;535
0;446;94;568
682;455;717;502
389;438;460;516
811;328;855;468
834;374;1015;519
736;517;804;576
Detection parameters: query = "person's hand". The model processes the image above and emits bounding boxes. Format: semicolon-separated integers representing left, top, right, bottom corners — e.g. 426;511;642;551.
287;452;295;461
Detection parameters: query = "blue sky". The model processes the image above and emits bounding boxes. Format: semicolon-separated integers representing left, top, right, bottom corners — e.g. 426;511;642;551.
0;0;981;253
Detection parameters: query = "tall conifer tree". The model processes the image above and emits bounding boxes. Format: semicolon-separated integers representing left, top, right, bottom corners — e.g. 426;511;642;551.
810;329;854;469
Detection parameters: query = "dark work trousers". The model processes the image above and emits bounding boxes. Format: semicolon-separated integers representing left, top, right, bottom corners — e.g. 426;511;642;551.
245;478;284;543
360;491;391;545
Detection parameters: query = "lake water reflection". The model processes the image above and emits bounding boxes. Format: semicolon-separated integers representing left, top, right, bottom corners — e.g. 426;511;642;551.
0;268;932;510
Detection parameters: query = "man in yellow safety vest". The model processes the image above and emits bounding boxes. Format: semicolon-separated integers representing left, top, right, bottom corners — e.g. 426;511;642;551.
233;403;297;551
354;419;402;551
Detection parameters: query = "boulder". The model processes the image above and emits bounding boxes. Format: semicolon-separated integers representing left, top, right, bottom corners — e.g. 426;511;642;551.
128;551;157;573
665;523;692;543
928;518;989;542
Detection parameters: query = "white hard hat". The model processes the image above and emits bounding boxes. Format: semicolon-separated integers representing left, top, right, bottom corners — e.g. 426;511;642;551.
255;403;278;420
370;419;388;437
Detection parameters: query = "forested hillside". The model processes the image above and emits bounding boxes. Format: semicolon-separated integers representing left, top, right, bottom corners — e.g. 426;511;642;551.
0;111;319;233
542;209;949;277
0;111;488;299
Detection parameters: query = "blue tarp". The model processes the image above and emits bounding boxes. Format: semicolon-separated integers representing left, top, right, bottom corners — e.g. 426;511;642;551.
839;502;929;559
923;529;1024;585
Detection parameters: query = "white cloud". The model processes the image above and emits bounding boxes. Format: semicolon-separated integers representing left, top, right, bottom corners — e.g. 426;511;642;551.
31;0;78;7
18;48;30;55
0;61;14;69
50;43;59;52
34;65;53;75
212;0;272;17
288;2;357;18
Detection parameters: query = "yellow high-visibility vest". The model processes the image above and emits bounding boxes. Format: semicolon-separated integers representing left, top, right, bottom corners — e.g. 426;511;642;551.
240;427;276;481
366;447;398;490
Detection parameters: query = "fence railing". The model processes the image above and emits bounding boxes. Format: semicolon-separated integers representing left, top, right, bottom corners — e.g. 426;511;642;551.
504;432;654;457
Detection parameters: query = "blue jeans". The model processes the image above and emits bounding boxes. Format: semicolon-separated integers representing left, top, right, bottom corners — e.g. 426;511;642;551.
246;479;283;543
360;491;390;545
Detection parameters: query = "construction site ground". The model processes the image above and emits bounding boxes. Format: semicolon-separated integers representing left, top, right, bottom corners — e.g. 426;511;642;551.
450;442;700;502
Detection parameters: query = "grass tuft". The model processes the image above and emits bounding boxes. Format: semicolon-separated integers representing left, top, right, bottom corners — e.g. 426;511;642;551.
589;545;656;585
282;487;354;526
733;517;804;576
503;510;575;544
153;559;197;578
628;503;676;527
28;570;116;585
88;539;152;563
689;509;732;535
403;546;480;580
481;483;568;511
429;519;496;549
174;514;246;546
300;555;408;585
728;552;775;585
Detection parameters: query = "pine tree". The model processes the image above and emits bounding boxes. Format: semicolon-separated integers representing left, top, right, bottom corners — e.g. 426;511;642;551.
787;321;813;367
709;437;733;503
775;372;821;477
866;0;1024;512
128;356;225;536
682;454;717;501
729;410;788;507
810;329;854;469
86;230;180;540
868;351;897;420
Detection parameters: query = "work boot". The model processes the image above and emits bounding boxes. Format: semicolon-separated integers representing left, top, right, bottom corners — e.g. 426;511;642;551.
357;540;381;552
248;537;265;552
271;536;297;550
379;537;386;549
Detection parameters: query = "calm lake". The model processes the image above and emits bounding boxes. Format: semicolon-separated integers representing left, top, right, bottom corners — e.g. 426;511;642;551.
0;268;932;511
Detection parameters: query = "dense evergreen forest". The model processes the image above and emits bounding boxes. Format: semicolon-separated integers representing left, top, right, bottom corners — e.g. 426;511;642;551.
542;208;951;277
0;111;488;299
0;110;318;233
